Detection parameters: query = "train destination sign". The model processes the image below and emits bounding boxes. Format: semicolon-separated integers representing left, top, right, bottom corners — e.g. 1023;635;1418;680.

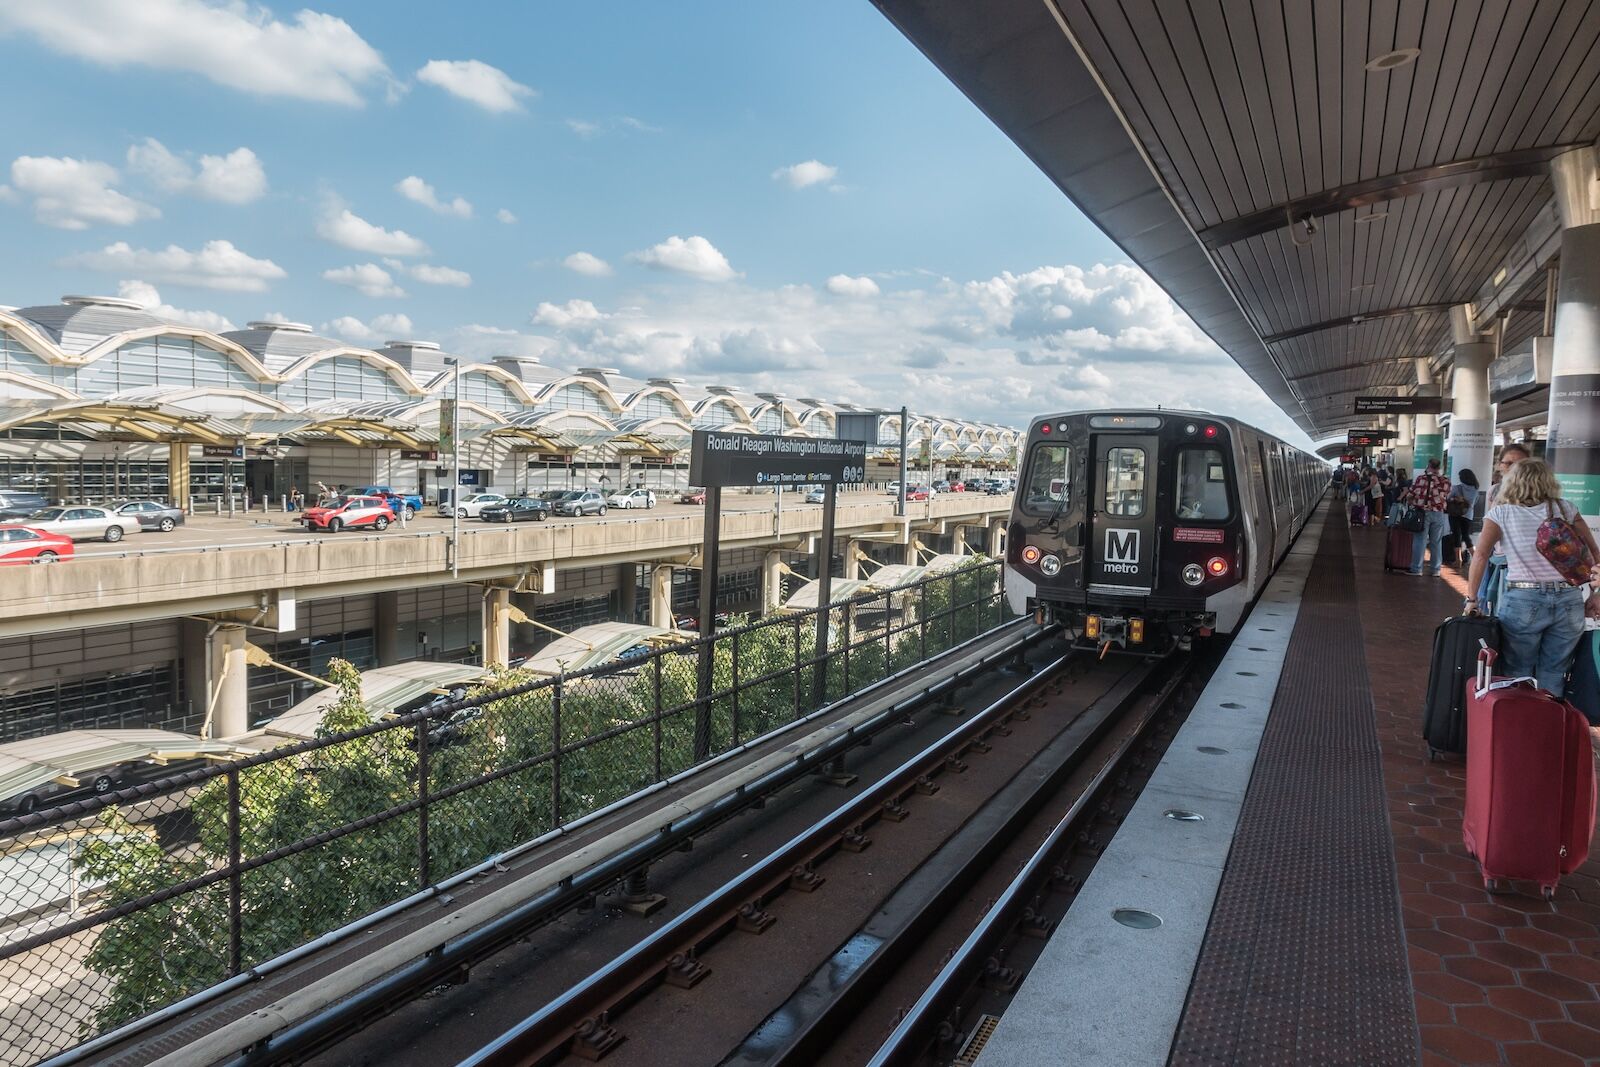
1353;396;1446;415
689;430;867;488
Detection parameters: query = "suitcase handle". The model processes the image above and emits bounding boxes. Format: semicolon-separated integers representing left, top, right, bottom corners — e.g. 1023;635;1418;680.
1477;641;1498;693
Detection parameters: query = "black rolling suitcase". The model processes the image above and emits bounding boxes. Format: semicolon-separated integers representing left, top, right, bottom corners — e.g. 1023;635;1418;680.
1422;615;1501;759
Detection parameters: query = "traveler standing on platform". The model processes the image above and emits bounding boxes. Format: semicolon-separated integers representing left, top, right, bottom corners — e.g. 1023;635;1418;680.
1367;470;1386;526
1466;459;1600;696
1402;458;1452;576
1447;469;1479;566
1486;443;1531;508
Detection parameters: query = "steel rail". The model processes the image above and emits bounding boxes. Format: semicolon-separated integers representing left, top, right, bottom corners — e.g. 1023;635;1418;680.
864;654;1195;1067
453;650;1078;1067
193;623;1054;1067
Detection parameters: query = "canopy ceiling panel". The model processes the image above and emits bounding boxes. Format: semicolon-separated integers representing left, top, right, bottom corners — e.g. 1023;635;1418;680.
872;0;1600;437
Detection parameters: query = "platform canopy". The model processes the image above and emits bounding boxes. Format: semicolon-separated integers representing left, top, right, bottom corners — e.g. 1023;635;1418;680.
873;0;1600;437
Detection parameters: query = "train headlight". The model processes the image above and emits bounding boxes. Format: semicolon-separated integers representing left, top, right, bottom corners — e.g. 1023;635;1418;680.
1021;545;1042;565
1207;556;1229;576
1182;563;1205;586
1040;554;1061;576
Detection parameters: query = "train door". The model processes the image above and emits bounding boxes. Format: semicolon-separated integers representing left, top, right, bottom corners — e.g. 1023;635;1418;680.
1088;434;1157;593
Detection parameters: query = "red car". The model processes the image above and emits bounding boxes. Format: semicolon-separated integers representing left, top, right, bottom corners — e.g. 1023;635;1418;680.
905;486;932;501
0;525;75;564
300;495;397;533
679;488;707;505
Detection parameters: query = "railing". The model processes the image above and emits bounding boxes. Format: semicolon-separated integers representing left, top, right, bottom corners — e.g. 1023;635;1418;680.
0;559;1009;1067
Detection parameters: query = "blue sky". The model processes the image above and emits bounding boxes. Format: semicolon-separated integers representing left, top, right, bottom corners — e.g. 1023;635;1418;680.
0;0;1312;447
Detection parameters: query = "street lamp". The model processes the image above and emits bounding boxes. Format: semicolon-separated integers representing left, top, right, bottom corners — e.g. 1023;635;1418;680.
443;356;462;578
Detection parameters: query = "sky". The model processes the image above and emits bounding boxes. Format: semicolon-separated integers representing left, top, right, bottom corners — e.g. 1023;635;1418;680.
0;0;1314;448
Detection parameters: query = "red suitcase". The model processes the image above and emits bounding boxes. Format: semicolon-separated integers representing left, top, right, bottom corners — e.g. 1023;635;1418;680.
1463;646;1597;899
1384;527;1413;573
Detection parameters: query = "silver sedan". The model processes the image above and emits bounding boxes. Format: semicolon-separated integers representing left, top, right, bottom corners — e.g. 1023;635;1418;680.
21;506;142;543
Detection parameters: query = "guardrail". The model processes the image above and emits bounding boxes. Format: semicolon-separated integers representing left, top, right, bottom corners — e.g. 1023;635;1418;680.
0;559;1011;1067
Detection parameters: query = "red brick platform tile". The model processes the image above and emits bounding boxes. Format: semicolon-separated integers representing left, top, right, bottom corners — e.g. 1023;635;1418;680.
1452;1003;1536;1042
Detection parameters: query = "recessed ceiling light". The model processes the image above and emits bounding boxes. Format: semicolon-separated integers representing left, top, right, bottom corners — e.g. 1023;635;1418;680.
1354;209;1389;223
1493;267;1509;286
1352;282;1376;291
1366;47;1421;72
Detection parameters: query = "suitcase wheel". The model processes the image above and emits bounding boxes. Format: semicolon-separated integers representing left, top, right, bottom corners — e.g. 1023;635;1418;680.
1541;884;1557;902
1426;746;1438;763
1485;876;1511;895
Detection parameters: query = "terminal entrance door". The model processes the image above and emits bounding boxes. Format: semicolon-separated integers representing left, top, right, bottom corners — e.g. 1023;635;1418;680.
1087;434;1156;594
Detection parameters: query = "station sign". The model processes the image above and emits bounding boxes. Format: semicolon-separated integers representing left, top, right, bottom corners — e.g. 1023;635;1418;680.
689;430;867;488
202;444;244;458
400;449;438;461
1353;396;1445;415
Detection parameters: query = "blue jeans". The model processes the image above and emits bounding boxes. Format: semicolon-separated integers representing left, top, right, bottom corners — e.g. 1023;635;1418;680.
1498;586;1584;696
1410;510;1450;574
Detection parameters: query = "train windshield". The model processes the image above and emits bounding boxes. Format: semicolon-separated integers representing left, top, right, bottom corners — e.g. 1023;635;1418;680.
1174;448;1231;521
1102;446;1147;517
1022;444;1071;514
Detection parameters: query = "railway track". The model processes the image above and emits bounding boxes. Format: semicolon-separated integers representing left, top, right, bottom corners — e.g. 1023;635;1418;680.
448;641;1209;1067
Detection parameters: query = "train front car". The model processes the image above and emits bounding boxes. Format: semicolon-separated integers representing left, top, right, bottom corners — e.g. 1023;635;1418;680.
1006;411;1264;653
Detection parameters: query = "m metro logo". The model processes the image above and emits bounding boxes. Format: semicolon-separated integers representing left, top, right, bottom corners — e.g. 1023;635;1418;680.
1102;528;1140;574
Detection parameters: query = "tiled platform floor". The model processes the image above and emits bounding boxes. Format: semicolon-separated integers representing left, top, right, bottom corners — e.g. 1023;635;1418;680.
1353;516;1600;1066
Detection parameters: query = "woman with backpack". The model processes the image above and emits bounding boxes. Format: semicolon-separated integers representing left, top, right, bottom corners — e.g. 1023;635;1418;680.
1446;468;1479;565
1465;459;1600;696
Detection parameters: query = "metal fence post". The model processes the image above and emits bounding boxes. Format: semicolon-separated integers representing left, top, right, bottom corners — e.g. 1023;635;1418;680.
883;591;892;676
416;719;431;888
551;678;563;829
792;615;803;720
730;628;741;746
841;603;852;695
652;653;663;781
919;580;928;662
226;766;242;976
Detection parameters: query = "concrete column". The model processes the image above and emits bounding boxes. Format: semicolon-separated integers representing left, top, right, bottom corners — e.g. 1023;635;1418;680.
903;537;921;565
169;441;191;510
1412;359;1443;470
482;587;511;668
374;591;401;666
617;563;637;622
1448;305;1495;488
845;539;867;580
650;564;674;628
761;550;784;614
1546;146;1600;523
180;618;210;724
1394;413;1415;474
210;624;249;739
511;590;540;650
987;519;1005;558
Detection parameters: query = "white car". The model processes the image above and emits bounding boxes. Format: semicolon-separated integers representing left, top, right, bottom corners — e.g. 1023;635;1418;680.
20;506;141;543
606;488;656;509
439;492;506;519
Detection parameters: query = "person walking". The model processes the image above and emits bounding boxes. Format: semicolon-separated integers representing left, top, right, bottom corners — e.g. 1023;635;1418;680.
1466;458;1600;696
1402;457;1452;576
1447;469;1479;565
1367;469;1386;526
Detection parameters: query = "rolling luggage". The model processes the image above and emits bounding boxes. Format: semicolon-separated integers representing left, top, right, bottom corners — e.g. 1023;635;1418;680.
1384;527;1414;573
1566;623;1600;727
1421;614;1501;758
1349;498;1368;526
1463;646;1596;898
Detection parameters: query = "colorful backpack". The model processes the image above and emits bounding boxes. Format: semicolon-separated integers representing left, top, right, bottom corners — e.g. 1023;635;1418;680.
1535;501;1596;586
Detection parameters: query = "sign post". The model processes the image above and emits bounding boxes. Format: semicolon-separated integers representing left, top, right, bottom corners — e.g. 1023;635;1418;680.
688;430;867;760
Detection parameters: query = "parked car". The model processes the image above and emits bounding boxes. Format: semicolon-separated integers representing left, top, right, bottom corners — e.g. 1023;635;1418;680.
439;492;506;519
0;526;74;564
932;480;952;493
300;495;396;532
17;506;141;543
885;481;901;496
479;497;551;523
947;480;966;492
356;485;423;520
679;487;707;505
905;486;932;501
1;760;131;816
804;486;828;504
0;490;49;520
607;488;656;510
113;499;185;532
554;490;607;517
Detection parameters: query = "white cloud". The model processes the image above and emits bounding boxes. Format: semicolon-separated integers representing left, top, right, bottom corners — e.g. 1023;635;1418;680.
322;312;414;342
532;300;604;329
566;119;601;138
496;208;517;224
448;323;553;360
126;138;266;204
566;116;661;138
772;160;839;189
0;0;389;106
627;235;736;282
416;59;534;113
114;279;236;331
322;263;405;298
826;274;879;298
316;207;429;256
8;155;157;229
395;175;472;218
406;263;471;287
64;239;285;291
563;251;612;277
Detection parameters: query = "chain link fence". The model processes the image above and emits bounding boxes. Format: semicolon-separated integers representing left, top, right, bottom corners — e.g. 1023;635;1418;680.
0;557;1009;1065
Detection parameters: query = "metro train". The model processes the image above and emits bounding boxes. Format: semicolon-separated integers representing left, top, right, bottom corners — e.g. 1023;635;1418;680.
1005;410;1326;651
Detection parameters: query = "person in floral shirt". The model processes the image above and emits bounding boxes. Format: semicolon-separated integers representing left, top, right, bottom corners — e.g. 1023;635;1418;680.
1403;457;1452;576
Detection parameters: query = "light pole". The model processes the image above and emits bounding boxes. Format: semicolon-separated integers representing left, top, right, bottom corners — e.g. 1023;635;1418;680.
444;357;462;578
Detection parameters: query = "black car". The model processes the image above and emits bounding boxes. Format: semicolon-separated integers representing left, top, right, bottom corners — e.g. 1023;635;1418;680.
479;496;551;522
0;490;48;521
113;499;186;532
